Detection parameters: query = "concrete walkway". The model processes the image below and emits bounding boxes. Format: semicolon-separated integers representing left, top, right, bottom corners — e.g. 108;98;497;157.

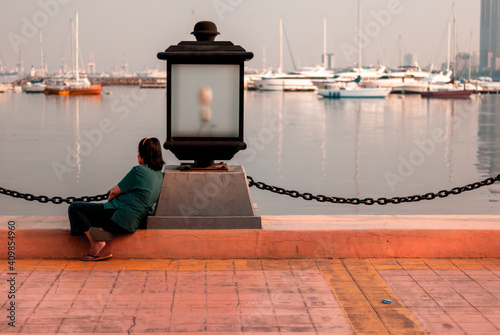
1;258;499;334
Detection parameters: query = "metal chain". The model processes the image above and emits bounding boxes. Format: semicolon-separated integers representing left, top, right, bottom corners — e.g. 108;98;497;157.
0;187;108;205
246;174;500;205
2;173;500;206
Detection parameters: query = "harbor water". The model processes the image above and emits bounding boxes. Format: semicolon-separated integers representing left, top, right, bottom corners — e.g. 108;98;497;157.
1;87;499;216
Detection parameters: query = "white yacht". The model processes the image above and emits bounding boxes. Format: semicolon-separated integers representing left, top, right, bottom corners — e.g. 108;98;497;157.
135;68;167;79
314;66;385;89
363;65;430;89
476;77;500;90
318;85;391;99
317;0;391;99
22;79;46;93
393;70;453;94
0;83;10;93
253;67;334;91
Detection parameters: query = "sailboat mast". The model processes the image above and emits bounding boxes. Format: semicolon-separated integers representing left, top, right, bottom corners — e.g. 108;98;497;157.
469;31;473;81
70;19;75;76
358;0;362;72
452;3;456;79
323;17;327;69
76;12;79;81
279;18;283;73
262;45;267;72
398;35;402;67
447;21;451;72
39;30;45;75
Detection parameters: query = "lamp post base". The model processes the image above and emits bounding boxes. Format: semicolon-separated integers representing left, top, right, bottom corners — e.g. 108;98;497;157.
179;162;228;171
147;165;261;229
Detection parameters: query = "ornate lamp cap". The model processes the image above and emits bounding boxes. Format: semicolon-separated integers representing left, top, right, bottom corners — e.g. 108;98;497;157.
191;21;220;41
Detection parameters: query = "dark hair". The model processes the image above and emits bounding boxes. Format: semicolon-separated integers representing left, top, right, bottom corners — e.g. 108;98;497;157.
138;137;165;171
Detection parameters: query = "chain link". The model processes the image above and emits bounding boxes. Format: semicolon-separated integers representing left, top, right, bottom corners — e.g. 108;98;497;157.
246;174;500;205
0;187;108;204
2;174;500;206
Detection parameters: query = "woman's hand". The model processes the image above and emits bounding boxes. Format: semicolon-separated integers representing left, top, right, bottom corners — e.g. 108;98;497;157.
107;185;123;202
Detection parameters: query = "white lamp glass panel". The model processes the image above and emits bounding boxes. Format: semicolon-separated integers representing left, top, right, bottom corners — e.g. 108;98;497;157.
171;64;240;137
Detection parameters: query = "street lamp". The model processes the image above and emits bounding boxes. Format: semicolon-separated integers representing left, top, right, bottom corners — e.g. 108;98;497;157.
157;21;254;168
150;21;260;229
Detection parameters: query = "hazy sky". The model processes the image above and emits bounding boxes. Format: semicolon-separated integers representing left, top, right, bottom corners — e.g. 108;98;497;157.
0;0;480;74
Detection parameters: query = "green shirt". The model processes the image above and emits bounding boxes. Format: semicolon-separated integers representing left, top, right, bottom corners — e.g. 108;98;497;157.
103;165;163;233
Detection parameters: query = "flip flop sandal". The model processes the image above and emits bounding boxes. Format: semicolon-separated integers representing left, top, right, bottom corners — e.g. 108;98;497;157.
89;227;114;241
81;253;113;261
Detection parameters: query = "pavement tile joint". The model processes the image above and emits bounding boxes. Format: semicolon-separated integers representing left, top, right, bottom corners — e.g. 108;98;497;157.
0;258;499;334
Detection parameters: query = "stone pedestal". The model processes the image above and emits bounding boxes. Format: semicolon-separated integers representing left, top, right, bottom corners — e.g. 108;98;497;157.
147;165;261;229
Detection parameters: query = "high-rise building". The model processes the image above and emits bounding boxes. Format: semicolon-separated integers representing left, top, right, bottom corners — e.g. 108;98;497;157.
403;53;418;67
480;0;500;70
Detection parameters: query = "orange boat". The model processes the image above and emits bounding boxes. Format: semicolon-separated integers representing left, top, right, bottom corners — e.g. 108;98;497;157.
45;12;102;96
45;75;102;95
68;85;102;95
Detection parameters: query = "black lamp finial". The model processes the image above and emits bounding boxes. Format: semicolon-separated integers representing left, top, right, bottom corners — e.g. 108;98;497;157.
191;21;220;41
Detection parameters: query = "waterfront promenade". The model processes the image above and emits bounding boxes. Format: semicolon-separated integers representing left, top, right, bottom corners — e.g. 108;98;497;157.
1;215;499;333
0;258;499;334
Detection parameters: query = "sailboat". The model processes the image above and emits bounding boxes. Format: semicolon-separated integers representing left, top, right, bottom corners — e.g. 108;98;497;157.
318;0;391;99
45;12;102;95
23;31;47;93
252;19;334;91
420;3;473;99
23;77;46;93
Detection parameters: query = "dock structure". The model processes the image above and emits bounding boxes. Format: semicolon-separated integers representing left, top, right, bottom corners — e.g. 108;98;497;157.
12;77;164;87
478;88;500;94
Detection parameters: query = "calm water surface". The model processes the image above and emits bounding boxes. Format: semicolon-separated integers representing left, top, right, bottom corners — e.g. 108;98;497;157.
1;87;499;215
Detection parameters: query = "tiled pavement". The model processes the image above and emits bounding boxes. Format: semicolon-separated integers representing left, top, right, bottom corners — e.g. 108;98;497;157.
0;259;499;334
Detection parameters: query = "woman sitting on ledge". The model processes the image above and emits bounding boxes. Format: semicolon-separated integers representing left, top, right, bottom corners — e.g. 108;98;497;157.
68;137;164;261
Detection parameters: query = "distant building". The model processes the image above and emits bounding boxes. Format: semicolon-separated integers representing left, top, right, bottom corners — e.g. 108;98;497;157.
87;51;96;76
480;0;500;70
403;53;418;67
455;52;480;77
473;51;480;72
321;53;334;70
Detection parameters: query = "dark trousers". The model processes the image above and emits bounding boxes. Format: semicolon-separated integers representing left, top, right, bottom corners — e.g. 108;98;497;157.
68;202;131;236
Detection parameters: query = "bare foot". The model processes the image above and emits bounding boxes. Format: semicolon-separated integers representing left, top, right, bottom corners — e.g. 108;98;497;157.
84;231;107;256
89;240;106;256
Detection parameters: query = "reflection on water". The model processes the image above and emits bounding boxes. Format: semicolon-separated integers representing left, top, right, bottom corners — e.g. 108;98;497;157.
74;99;81;181
241;92;499;215
478;97;500;176
0;88;499;215
477;97;500;202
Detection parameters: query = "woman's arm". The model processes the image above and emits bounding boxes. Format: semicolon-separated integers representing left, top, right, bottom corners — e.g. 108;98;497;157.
107;185;123;202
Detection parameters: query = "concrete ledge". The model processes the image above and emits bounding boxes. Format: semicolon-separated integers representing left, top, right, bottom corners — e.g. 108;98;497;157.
1;215;499;259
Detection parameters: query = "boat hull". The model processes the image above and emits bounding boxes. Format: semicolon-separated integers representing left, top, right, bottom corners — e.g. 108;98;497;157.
392;84;429;94
45;87;69;95
68;85;103;95
23;85;47;93
318;87;391;98
254;79;316;91
421;89;474;98
45;84;102;95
